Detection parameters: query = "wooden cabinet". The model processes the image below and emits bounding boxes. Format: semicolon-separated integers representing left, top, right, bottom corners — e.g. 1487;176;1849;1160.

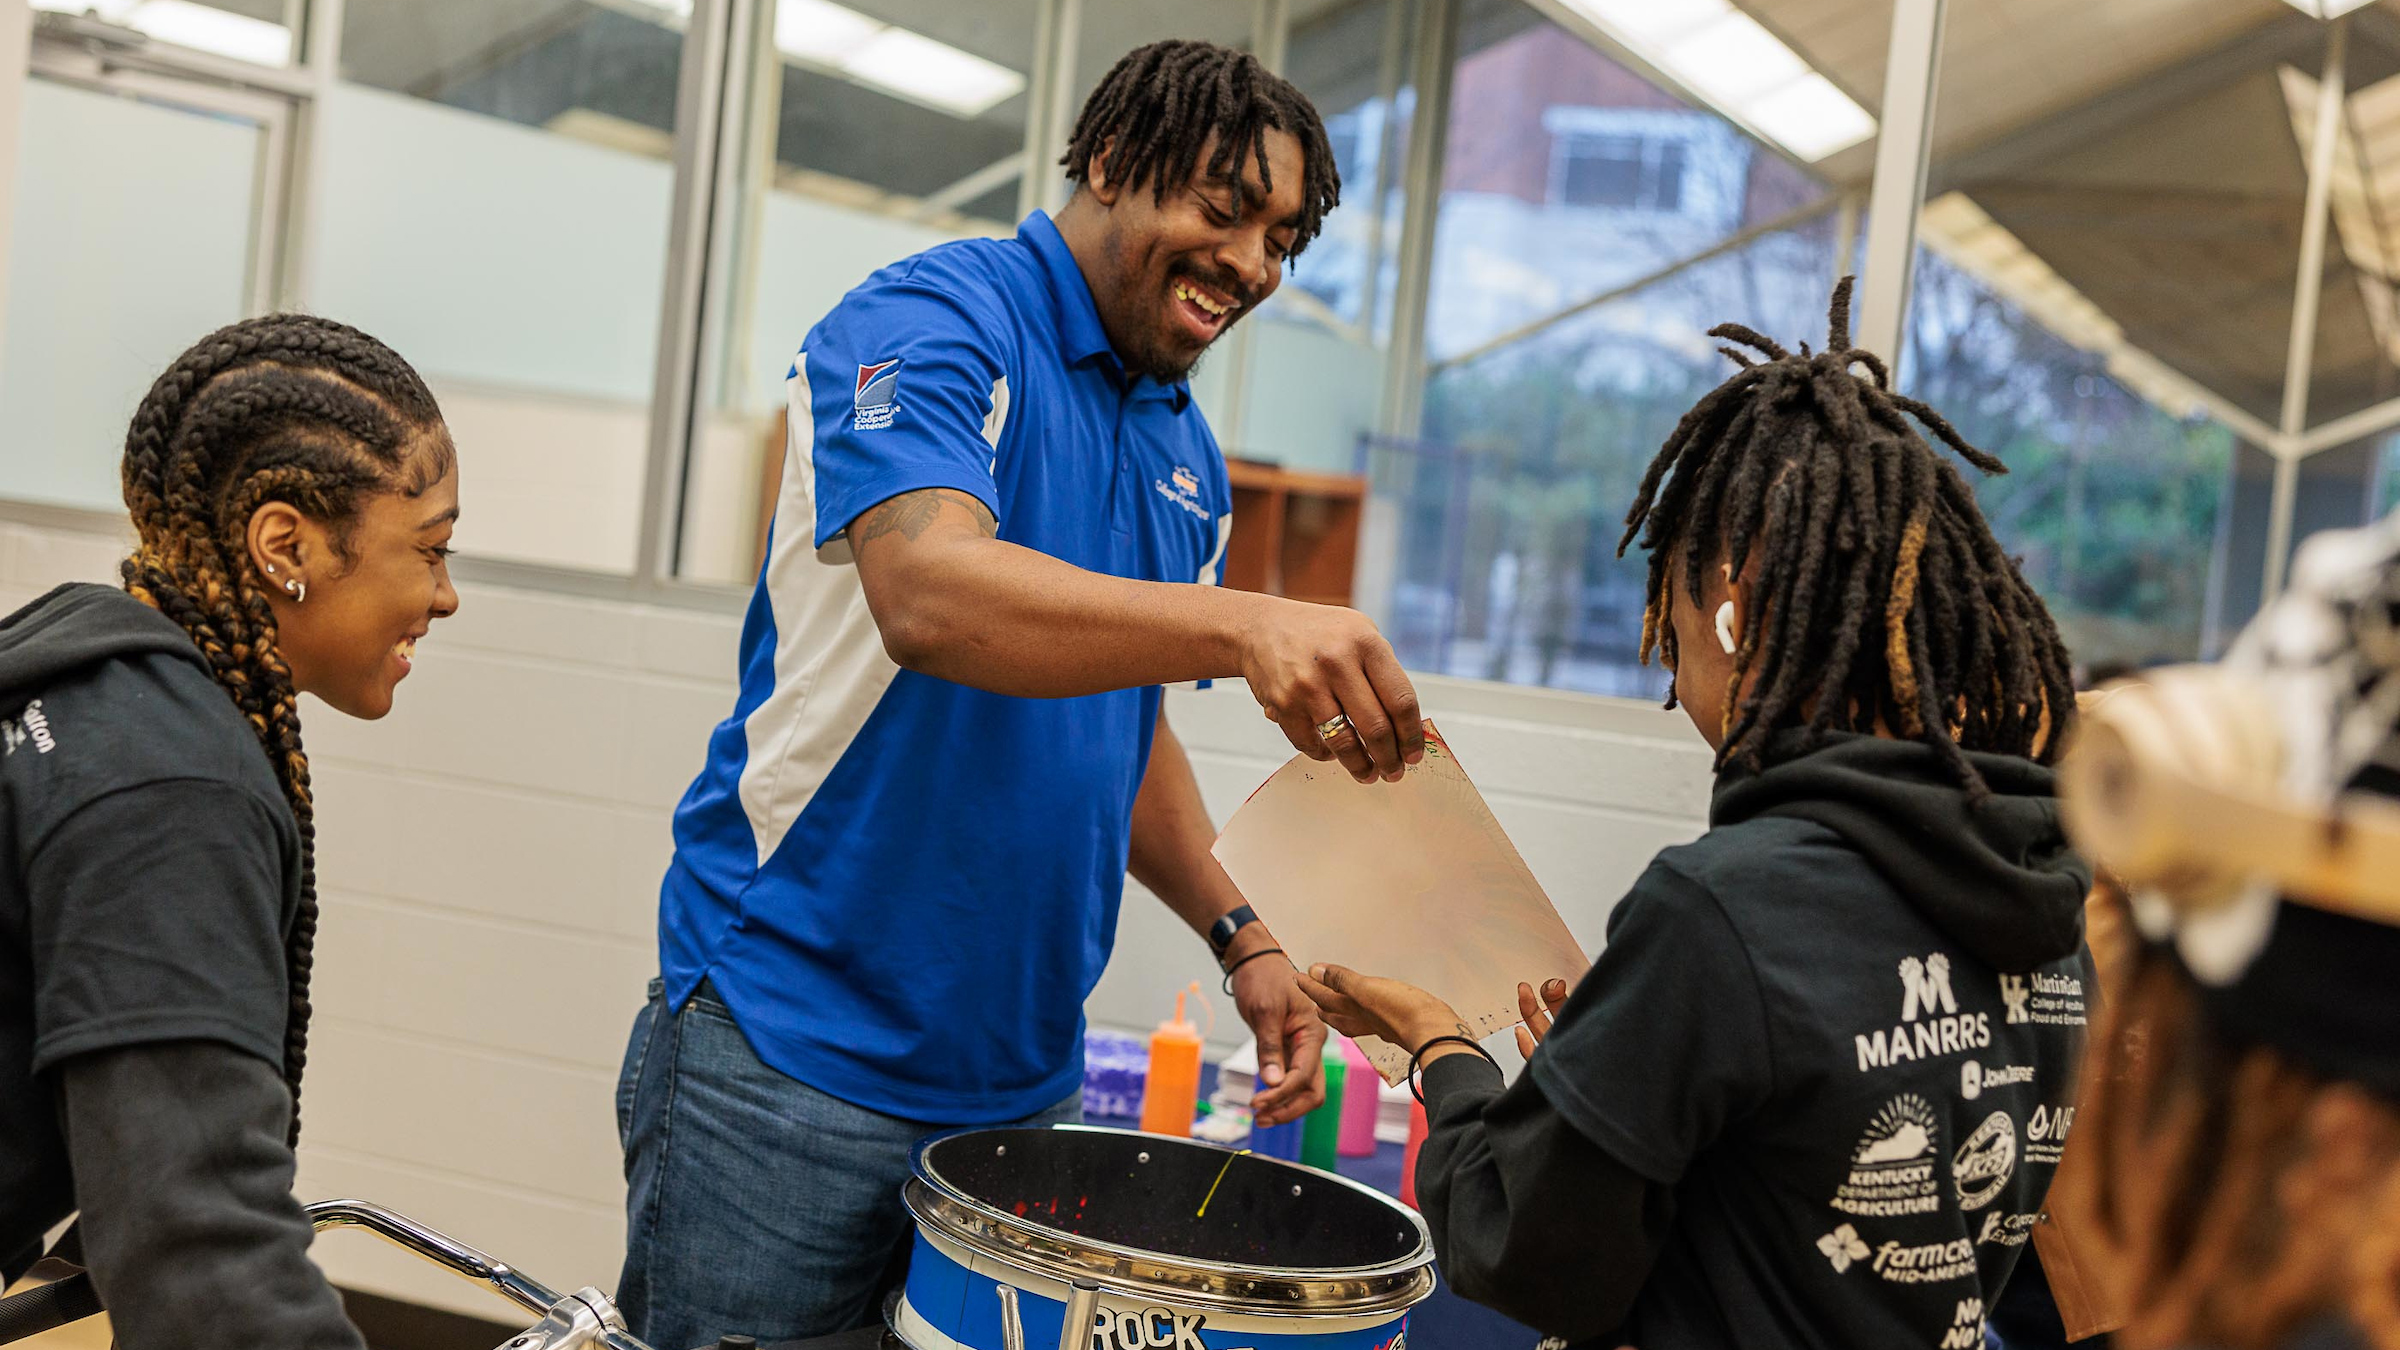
1224;459;1367;608
755;427;1370;611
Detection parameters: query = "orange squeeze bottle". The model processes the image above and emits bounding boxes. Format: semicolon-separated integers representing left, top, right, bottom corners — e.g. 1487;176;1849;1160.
1138;981;1206;1137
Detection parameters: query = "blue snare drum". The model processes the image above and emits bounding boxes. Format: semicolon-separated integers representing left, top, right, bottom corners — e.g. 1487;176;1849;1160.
890;1126;1431;1350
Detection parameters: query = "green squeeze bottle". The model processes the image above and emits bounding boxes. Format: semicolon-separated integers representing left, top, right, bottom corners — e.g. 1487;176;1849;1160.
1301;1047;1347;1171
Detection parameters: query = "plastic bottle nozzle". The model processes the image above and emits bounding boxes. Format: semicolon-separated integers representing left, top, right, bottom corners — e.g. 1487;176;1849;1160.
1141;980;1208;1138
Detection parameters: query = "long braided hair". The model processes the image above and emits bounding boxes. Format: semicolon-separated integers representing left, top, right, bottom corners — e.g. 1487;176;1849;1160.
1619;277;2077;792
118;314;451;1145
1062;39;1341;260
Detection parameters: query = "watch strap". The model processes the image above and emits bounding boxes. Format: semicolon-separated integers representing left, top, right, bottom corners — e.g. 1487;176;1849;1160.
1206;904;1259;956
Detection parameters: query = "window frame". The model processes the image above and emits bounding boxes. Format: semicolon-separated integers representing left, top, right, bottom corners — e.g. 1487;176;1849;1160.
14;0;2292;681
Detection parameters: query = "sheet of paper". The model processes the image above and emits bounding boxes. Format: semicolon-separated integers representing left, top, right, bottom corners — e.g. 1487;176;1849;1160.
1212;726;1591;1084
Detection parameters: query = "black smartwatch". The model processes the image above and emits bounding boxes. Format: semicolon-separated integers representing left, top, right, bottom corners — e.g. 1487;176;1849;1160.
1206;904;1259;959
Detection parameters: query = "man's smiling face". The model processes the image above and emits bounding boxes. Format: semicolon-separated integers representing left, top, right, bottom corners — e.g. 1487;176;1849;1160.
1081;127;1307;382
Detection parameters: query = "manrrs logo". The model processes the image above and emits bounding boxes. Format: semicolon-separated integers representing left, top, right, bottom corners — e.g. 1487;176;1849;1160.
1;699;55;757
1902;953;1957;1021
1856;952;1992;1072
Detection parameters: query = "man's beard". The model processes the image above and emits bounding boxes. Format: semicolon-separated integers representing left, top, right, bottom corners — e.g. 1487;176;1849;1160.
1123;340;1211;385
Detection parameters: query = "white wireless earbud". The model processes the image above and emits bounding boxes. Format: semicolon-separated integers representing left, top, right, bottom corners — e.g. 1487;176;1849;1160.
1715;600;1738;654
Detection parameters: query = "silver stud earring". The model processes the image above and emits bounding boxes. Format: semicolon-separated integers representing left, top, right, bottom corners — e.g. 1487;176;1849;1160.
264;563;276;574
285;578;306;604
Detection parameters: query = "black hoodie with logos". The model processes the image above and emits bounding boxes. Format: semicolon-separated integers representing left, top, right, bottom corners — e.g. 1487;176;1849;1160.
1416;730;2096;1350
0;583;361;1349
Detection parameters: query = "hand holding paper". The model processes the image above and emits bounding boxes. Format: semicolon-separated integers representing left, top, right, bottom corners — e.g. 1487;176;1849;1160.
1211;725;1590;1083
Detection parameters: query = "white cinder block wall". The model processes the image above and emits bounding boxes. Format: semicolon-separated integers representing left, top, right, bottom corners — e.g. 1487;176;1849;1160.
0;518;1712;1322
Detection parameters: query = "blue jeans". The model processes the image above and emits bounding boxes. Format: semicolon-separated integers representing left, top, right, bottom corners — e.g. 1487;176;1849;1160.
614;979;1080;1350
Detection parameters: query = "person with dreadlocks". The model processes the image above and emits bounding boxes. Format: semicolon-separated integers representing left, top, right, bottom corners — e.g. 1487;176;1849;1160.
617;37;1418;1349
0;315;458;1349
1301;280;2098;1349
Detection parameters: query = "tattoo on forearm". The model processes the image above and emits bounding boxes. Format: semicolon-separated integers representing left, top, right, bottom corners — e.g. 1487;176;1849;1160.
850;489;997;545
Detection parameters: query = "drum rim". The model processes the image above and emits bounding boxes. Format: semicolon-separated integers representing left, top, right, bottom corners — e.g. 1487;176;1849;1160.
905;1124;1435;1316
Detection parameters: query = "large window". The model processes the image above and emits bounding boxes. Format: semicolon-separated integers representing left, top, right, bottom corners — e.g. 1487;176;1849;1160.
672;0;1284;585
1;65;285;514
675;0;1043;585
1551;126;1691;212
1375;0;1882;696
1906;5;2353;667
1904;252;2236;669
10;0;2381;701
28;1;298;66
1200;0;1420;481
321;0;690;575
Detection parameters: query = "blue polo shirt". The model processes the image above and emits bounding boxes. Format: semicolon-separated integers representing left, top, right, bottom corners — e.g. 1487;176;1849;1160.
657;212;1235;1122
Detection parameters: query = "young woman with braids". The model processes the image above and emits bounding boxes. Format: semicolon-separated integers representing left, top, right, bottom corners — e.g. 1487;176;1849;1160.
1302;280;2099;1349
0;314;458;1349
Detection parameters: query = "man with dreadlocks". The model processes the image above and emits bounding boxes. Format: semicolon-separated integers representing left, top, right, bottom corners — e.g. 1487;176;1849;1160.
0;314;459;1349
619;38;1420;1349
1301;280;2099;1350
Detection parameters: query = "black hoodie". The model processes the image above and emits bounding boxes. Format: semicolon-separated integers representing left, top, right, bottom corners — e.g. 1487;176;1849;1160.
0;583;361;1349
1416;731;2096;1350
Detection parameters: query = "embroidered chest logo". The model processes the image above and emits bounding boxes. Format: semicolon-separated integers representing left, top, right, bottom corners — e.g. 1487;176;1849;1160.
1856;952;1992;1072
1;699;56;757
1952;1110;2019;1210
1831;1094;1942;1218
853;359;902;431
1154;463;1211;520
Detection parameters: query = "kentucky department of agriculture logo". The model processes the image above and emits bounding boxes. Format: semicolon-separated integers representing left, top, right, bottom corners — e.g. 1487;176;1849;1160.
1830;1095;1941;1218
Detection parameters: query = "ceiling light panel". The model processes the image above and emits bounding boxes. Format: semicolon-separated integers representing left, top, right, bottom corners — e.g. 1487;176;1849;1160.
1561;0;1876;161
